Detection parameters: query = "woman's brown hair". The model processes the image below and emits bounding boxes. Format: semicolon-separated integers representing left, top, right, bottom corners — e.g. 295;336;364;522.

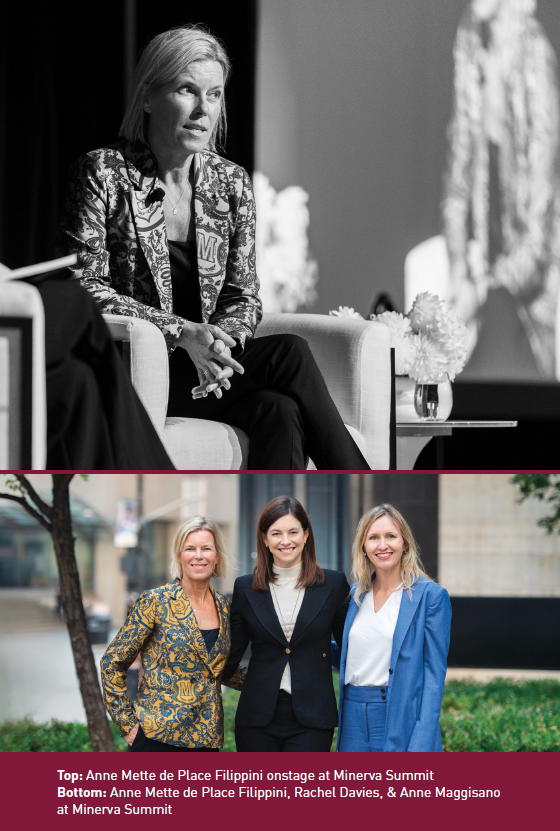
252;496;324;591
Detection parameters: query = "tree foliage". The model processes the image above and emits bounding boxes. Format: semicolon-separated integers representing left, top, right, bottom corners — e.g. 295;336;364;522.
0;474;115;751
510;474;560;534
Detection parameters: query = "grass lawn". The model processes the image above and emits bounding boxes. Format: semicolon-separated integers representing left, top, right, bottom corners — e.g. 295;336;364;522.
1;677;558;752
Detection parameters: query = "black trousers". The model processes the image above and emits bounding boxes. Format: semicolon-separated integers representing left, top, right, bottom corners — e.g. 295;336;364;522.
30;274;174;470
168;334;370;470
127;725;219;752
235;690;334;752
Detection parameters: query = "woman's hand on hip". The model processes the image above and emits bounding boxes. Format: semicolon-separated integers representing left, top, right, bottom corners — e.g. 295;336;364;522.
177;322;244;399
125;723;140;746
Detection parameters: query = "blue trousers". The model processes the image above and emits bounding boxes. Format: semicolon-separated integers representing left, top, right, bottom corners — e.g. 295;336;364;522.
338;685;387;752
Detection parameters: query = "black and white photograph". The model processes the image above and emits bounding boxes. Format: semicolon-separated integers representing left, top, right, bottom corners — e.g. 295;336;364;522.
2;1;560;470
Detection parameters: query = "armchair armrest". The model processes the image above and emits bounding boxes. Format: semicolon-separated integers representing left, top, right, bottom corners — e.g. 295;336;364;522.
102;314;168;437
0;281;46;469
256;313;391;469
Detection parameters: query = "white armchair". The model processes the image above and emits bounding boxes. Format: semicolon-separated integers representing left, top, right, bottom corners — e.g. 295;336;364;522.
0;279;46;469
103;312;392;470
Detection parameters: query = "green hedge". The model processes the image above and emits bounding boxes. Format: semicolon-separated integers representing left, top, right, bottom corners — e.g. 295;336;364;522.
0;719;124;752
1;678;558;752
440;679;560;752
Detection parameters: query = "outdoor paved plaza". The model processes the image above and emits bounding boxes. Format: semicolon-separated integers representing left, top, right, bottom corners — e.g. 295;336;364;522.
0;589;116;723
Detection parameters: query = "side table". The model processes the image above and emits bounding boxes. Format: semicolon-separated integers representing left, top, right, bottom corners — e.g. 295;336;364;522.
395;420;518;470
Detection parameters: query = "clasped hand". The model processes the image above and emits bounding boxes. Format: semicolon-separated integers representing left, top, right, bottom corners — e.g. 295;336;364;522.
178;322;244;399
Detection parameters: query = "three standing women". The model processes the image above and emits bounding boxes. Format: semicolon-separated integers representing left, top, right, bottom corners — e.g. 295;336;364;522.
334;504;452;752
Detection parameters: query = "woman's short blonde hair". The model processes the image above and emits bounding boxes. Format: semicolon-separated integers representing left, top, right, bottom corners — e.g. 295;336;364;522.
351;504;429;603
120;24;231;150
169;516;228;581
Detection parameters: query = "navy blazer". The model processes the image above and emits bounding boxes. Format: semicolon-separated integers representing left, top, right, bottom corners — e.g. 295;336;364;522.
223;569;349;730
334;577;451;752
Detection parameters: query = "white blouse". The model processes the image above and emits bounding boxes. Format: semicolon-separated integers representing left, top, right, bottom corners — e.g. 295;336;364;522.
270;562;305;694
344;587;403;687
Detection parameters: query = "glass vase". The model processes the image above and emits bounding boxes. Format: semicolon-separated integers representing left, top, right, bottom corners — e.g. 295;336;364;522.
413;374;453;421
395;375;417;422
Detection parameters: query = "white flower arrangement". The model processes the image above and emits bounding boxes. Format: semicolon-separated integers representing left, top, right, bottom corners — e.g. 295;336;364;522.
329;305;363;319
329;293;468;381
254;172;318;312
372;292;469;382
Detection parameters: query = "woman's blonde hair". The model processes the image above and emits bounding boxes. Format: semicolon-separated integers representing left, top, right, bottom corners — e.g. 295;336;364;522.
169;516;228;581
120;24;231;150
351;504;429;603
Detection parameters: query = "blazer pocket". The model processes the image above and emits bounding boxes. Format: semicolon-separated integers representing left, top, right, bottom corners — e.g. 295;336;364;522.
130;726;145;751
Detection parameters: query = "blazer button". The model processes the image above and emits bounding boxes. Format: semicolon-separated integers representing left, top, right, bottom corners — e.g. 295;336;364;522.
389;668;393;674
285;648;291;654
323;653;326;657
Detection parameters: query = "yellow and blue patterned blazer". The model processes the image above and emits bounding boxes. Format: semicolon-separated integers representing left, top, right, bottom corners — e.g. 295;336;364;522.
101;580;245;748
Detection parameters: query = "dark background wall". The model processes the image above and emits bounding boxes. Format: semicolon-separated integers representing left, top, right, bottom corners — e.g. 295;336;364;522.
0;0;256;268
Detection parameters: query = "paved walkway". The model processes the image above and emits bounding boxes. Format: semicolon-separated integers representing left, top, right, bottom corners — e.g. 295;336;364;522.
446;667;560;681
0;589;116;723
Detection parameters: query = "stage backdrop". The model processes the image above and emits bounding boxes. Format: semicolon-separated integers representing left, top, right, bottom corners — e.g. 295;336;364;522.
256;0;560;384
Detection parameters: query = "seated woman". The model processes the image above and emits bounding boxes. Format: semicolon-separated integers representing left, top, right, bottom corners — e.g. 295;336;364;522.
101;517;245;751
223;496;349;751
333;504;451;752
56;24;370;470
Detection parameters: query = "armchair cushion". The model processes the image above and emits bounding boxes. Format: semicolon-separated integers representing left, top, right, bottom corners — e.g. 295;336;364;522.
257;314;391;469
103;312;391;470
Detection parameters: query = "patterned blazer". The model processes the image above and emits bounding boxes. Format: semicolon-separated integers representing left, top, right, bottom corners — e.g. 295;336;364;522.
56;140;262;352
101;580;245;749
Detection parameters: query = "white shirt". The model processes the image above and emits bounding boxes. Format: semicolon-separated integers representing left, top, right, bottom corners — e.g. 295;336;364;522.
270;562;305;694
344;587;403;687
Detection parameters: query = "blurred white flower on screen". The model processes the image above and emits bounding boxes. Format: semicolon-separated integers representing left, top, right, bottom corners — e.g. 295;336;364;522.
254;172;318;312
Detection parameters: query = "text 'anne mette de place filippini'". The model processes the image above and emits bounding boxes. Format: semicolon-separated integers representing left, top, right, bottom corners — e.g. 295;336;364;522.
55;768;501;814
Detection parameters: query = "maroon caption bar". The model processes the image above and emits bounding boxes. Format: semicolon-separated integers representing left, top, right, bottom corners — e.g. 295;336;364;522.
1;751;555;829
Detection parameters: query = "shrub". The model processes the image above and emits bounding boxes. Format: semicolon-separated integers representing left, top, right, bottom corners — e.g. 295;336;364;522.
2;678;558;752
0;719;124;752
440;678;560;752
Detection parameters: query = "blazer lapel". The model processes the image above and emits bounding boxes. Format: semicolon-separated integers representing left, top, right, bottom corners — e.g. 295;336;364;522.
209;590;230;672
389;579;428;672
193;153;228;321
165;580;207;660
123;142;172;313
290;585;333;645
244;587;288;646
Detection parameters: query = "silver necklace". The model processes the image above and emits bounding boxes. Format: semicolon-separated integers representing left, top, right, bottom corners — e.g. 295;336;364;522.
270;581;302;640
163;182;189;215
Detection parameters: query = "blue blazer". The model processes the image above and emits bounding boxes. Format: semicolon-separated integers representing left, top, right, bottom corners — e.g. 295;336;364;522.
334;577;451;752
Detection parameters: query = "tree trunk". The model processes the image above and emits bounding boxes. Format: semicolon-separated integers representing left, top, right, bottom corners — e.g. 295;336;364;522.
51;476;115;752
